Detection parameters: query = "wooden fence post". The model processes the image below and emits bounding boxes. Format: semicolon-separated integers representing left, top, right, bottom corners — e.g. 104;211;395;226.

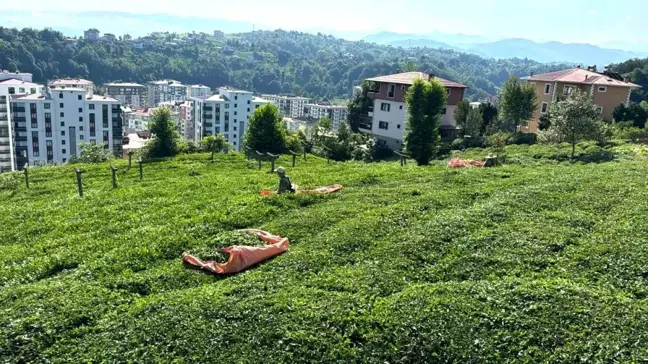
128;150;134;168
288;150;297;167
267;153;279;173
138;158;143;180
323;146;331;164
110;165;118;188
394;151;410;166
74;168;84;197
24;164;29;189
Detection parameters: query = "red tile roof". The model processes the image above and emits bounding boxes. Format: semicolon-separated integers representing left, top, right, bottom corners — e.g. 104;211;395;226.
523;68;641;88
366;72;467;88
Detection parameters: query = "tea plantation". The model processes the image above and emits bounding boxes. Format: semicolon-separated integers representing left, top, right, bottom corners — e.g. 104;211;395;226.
2;150;648;362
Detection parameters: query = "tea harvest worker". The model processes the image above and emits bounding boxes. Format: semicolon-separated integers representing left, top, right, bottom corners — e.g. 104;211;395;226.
276;167;296;194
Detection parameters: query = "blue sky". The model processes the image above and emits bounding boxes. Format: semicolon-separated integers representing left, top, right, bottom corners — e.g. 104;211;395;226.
3;0;648;49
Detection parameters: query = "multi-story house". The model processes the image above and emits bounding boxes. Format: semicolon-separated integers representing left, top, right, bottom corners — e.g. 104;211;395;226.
50;79;94;93
84;28;100;41
105;83;147;107
0;70;33;82
147;80;187;107
361;72;467;149
522;66;642;132
188;85;211;98
191;88;267;150
126;107;181;134
303;104;348;128
261;94;310;118
0;79;43;172
9;87;122;169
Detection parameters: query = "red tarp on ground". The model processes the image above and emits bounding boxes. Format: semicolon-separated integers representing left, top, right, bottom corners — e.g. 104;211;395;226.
448;157;485;168
182;229;289;275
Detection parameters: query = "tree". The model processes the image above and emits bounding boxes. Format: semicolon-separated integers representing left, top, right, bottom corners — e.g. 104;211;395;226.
613;104;628;122
628;104;648;128
70;142;112;163
201;134;228;161
347;82;373;132
479;102;498;134
464;108;483;137
538;113;551;131
244;103;286;154
499;76;538;130
454;100;470;136
336;120;351;143
404;78;447;165
147;107;180;158
548;89;601;160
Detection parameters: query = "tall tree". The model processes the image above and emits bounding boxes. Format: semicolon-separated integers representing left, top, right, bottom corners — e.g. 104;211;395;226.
201;134;228;161
499;76;538;130
479;102;498;134
454;100;470;135
405;78;447;165
347;81;373;132
464;108;483;137
147;107;180;158
548;89;600;160
244;103;286;154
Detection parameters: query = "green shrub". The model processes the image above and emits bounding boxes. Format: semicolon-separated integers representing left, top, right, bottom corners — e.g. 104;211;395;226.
508;132;537;145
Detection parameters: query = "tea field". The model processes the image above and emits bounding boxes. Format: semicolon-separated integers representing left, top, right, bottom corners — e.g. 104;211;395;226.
2;151;648;362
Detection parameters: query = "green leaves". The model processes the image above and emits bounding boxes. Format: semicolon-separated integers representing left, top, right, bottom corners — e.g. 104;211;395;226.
405;78;447;165
244;103;287;154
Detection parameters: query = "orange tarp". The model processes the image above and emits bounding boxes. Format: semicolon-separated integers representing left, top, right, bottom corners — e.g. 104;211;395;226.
260;184;343;196
182;229;289;275
448;157;485;168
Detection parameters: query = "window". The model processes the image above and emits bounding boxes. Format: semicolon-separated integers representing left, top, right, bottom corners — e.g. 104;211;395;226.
62;149;66;154
80;126;84;131
247;108;250;112
78;108;83;113
397;124;401;129
225;104;230;109
255;105;259;109
8;87;15;94
399;105;403;110
380;103;391;112
89;104;95;110
446;88;452;96
442;108;447;115
234;111;237;116
60;112;64;117
234;104;237;108
234;126;237;131
80;135;84;140
90;139;95;145
61;130;65;136
541;102;549;114
78;95;82;100
62;140;66;145
60;103;64;108
247;100;250;104
378;121;389;130
30;88;36;94
388;84;395;98
596;106;603;114
563;85;575;96
62;158;67;163
235;95;238;100
44;103;51;109
60;121;65;127
79;117;83;122
19;88;25;93
544;83;552;95
400;85;406;90
598;86;607;93
59;93;63;99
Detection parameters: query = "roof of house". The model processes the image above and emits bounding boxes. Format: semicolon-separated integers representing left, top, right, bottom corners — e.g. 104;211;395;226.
366;72;468;88
86;95;119;102
0;79;40;87
150;80;183;86
50;78;93;86
190;84;210;89
523;68;641;88
105;82;145;87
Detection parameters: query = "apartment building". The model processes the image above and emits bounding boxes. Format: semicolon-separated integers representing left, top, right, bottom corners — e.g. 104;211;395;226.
0;70;33;82
105;83;147;107
84;28;100;41
522;66;641;132
158;101;192;138
261;94;310;118
50;79;94;93
303;104;348;128
191;88;267;150
9;88;122;169
361;72;467;149
126;107;181;134
0;79;43;172
188;85;211;98
147;80;187;107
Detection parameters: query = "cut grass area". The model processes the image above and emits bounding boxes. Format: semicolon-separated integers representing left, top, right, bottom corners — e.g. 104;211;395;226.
2;152;648;361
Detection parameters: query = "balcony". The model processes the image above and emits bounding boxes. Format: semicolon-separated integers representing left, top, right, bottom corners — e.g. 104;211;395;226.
205;123;213;127
203;113;213;119
12;107;25;112
14;117;26;122
204;106;213;112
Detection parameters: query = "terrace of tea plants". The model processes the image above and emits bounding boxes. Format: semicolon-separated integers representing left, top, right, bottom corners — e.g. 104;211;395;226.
2;144;648;362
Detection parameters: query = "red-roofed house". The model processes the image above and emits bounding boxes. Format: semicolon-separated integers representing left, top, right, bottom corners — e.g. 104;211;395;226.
362;72;467;149
522;67;641;132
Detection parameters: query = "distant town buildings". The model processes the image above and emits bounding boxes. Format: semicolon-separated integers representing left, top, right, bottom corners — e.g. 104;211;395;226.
84;28;100;41
102;33;117;42
105;83;147;108
147;80;187;107
362;72;467;149
0;70;33;83
188;84;211;98
261;94;311;118
125;107;180;134
522;66;641;132
190;88;267;150
304;104;348;128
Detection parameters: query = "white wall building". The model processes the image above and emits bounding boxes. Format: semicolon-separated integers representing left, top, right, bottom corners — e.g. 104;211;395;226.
50;79;94;93
261;94;310;118
304;104;348;128
191;88;267;150
188;85;211;98
147;80;187;107
0;70;33;83
9;88;122;169
105;83;147;107
0;79;43;172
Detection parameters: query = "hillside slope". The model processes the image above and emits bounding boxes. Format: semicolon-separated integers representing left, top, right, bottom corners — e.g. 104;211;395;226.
2;153;648;361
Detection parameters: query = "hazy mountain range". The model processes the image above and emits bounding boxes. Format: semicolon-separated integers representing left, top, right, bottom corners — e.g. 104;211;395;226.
362;31;648;66
2;10;647;66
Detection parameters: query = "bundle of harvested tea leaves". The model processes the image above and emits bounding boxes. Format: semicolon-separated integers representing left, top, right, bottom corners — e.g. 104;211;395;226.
185;231;266;263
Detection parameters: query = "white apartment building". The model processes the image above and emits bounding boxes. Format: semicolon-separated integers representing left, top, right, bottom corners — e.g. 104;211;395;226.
0;79;43;172
304;104;349;128
261;94;310;118
188;85;211;98
0;70;33;82
191;88;267;150
147;80;187;107
50;79;94;93
126;106;181;134
9;88;122;169
105;83;147;107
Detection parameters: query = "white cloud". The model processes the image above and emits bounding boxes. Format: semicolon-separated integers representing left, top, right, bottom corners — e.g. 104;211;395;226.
588;9;599;15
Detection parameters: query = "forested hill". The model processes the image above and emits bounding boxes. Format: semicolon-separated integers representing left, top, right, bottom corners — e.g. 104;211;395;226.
609;58;648;103
0;27;570;101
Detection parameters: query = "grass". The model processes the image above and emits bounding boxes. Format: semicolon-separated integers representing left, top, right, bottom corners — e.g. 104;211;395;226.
2;149;648;362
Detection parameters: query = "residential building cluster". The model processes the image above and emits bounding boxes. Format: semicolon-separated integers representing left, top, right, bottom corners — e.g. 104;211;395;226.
261;94;349;128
